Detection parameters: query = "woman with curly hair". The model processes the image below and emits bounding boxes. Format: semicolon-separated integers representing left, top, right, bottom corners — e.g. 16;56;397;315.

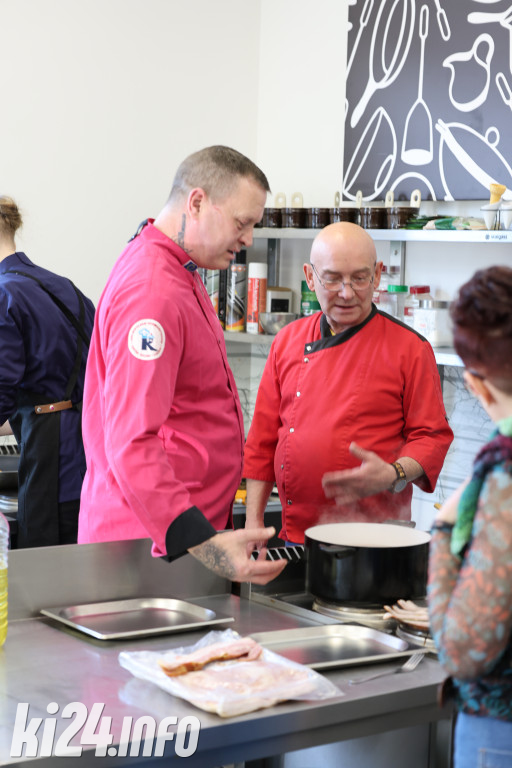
428;266;512;767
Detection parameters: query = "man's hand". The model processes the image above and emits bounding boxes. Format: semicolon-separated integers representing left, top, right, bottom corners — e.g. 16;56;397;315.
189;527;286;584
322;442;399;504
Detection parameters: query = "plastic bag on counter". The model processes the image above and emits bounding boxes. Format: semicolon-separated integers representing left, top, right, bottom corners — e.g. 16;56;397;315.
119;628;342;718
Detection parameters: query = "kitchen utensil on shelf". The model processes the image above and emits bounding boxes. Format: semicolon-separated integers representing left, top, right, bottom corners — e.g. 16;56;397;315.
348;651;425;684
402;4;433;166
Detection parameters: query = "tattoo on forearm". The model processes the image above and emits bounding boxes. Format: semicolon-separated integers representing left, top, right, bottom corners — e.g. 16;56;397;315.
192;541;237;580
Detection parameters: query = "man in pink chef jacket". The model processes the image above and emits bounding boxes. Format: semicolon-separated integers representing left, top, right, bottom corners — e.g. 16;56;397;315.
78;146;286;584
244;222;454;544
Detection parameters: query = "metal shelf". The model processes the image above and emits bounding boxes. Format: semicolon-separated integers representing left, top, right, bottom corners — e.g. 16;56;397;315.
254;227;512;244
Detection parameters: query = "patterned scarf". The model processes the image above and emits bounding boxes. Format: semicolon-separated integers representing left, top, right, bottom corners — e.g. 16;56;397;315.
451;416;512;557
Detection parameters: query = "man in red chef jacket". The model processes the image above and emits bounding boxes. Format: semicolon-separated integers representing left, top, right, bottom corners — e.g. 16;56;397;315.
79;146;286;584
244;222;454;544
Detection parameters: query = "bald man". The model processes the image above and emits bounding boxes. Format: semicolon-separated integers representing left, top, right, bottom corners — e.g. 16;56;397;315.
244;222;453;544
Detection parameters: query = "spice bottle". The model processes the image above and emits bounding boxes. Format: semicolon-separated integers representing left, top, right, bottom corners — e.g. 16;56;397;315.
404;285;432;328
246;263;268;334
387;284;409;321
226;250;247;332
0;512;8;647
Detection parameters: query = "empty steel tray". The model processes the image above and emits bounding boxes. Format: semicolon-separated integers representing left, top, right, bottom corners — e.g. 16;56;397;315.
250;624;421;670
41;597;234;640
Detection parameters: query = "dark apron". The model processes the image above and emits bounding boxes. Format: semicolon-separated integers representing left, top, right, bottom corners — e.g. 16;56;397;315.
7;271;90;548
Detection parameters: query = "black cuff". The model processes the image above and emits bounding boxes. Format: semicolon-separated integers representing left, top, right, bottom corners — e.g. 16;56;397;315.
163;506;217;562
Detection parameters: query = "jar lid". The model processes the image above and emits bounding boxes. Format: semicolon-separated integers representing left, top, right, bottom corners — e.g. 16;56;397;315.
387;284;409;292
410;285;431;294
418;299;450;308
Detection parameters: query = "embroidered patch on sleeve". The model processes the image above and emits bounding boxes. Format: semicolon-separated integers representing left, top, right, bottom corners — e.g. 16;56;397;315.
128;319;165;360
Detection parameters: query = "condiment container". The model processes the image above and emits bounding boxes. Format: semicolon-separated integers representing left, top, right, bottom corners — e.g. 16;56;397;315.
387;284;409;320
413;299;452;347
404;285;432;328
246;262;268;334
306;208;330;229
261;208;282;228
301;280;321;316
329;207;357;224
359;206;385;229
386;206;412;229
0;511;8;647
281;208;306;228
226;250;247;332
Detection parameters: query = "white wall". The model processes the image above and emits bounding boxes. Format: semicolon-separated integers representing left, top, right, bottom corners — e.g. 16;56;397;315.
0;0;262;303
257;0;348;208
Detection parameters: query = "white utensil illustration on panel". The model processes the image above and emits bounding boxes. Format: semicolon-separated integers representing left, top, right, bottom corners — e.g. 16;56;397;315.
437;120;512;201
496;71;512;111
390;173;437;201
343;106;397;201
443;34;494;112
350;0;415;128
468;6;512;75
345;0;374;117
402;5;432;165
433;0;451;41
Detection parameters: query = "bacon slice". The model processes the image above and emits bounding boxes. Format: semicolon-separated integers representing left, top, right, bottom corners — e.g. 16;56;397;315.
159;637;263;677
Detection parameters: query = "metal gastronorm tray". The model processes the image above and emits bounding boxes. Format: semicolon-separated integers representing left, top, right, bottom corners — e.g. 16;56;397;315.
250;624;421;670
41;597;234;641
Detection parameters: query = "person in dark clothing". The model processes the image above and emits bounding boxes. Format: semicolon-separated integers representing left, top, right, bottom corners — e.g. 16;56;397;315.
0;196;95;547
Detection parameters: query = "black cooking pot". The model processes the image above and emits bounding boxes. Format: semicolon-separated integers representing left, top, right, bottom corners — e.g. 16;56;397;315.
305;522;430;606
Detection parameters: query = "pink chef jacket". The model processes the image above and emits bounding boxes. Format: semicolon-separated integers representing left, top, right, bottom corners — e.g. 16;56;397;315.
243;309;454;543
78;222;244;557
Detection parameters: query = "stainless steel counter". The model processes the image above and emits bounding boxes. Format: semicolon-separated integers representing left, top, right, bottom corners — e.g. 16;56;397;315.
1;540;453;767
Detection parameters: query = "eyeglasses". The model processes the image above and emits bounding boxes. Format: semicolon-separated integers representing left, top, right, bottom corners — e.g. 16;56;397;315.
310;263;374;292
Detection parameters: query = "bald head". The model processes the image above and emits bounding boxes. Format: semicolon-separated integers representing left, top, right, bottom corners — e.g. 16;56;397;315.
310;222;377;269
305;222;381;334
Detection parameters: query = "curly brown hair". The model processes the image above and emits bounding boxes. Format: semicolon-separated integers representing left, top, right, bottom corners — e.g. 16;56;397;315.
450;266;512;393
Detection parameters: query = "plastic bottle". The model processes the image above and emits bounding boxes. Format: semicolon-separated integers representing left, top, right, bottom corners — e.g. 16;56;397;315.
226;250;247;332
0;512;8;647
387;284;409;320
404;285;433;328
246;263;268;334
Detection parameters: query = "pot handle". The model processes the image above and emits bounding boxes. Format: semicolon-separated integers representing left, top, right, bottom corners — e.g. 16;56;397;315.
317;543;357;557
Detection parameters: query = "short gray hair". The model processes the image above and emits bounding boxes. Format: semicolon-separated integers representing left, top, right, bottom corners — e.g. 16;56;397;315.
168;145;270;203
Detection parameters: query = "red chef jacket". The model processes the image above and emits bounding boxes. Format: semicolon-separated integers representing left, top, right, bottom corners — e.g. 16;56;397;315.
243;308;453;543
78;222;244;558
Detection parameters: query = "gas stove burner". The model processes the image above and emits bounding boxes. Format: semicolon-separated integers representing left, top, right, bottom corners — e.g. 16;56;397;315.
396;624;436;652
312;597;394;630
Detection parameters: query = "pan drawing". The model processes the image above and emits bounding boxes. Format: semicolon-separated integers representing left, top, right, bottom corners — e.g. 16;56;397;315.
343;106;397;201
436;120;512;200
350;0;415;128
